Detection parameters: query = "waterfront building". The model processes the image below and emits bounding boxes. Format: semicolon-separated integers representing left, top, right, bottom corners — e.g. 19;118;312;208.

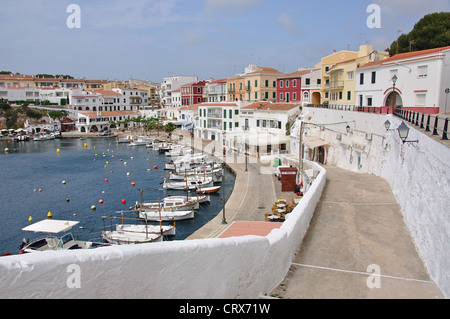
315;49;360;104
356;46;450;114
172;88;182;108
178;104;200;131
70;90;123;112
327;45;389;108
299;68;322;105
59;78;86;89
237;102;300;156
77;111;140;133
0;86;40;103
160;75;198;108
226;64;284;102
195;101;252;141
206;79;227;103
181;80;207;106
112;88;149;111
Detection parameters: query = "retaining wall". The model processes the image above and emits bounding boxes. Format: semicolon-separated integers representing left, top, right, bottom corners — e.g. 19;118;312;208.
0;161;326;299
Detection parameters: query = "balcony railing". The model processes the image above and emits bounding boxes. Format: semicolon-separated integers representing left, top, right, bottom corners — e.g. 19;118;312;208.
329;81;344;89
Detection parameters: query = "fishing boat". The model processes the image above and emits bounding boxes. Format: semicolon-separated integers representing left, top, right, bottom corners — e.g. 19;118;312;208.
164;195;211;204
196;186;221;194
116;224;176;236
20;219;110;253
162;176;214;190
129;136;150;146
132;196;201;211
117;135;133;144
138;209;195;221
165;154;214;170
101;230;162;245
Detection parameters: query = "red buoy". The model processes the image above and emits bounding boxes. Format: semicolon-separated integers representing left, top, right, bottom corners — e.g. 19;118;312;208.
121;199;126;204
99;199;104;204
153;165;158;169
105;178;109;182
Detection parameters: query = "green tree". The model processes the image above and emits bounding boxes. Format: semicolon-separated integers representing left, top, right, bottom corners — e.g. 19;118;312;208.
388;12;450;56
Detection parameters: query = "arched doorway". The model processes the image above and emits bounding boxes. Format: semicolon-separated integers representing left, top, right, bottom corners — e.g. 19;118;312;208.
385;91;403;108
312;92;321;105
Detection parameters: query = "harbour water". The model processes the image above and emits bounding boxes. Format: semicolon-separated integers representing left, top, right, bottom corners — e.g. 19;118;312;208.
0;137;235;255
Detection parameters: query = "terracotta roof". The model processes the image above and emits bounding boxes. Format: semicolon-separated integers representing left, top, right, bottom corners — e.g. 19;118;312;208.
279;69;319;79
359;46;450;69
242;101;300;111
88;90;121;96
208;79;227;84
246;66;284;76
79;111;139;117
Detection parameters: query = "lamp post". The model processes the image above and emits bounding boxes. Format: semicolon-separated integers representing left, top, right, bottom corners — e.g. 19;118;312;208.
391;75;398;108
445;88;449;114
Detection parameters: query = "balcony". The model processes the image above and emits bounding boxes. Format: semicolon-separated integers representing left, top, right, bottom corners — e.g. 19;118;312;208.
329;80;344;90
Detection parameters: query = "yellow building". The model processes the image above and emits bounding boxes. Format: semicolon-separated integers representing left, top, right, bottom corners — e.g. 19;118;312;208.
327;45;389;106
132;84;158;105
315;49;359;104
85;80;108;91
0;74;36;88
226;65;283;102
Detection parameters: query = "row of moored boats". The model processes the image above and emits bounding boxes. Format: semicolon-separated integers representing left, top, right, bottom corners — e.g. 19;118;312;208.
17;138;224;253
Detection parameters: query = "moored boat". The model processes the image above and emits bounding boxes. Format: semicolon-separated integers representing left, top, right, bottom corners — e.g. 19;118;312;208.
196;186;221;194
101;230;162;245
138;209;195;221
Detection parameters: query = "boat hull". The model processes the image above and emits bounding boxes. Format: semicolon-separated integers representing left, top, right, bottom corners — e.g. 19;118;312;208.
138;210;195;221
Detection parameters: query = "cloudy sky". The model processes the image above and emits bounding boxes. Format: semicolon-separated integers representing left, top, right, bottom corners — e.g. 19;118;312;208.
1;0;449;82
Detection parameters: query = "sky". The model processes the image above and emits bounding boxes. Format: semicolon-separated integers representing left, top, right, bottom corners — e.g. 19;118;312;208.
1;0;449;82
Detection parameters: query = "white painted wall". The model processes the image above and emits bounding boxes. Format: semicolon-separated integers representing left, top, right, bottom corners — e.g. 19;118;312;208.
0;162;326;299
293;107;450;297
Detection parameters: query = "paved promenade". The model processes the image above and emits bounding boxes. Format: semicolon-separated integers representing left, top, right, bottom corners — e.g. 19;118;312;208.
270;166;443;299
179;137;443;298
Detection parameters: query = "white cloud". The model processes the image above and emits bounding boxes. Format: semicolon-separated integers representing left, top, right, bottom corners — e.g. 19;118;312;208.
277;13;301;36
204;0;263;15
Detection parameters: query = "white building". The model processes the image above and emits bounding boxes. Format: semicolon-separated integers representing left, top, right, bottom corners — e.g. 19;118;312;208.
171;88;182;108
356;46;450;114
206;79;227;102
70;90;123;112
160;75;198;108
299;68;322;106
112;88;149;111
77;111;140;133
0;87;40;103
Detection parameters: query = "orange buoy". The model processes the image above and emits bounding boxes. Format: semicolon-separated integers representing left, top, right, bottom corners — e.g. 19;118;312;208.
131;181;135;186
153;165;158;169
99;199;104;204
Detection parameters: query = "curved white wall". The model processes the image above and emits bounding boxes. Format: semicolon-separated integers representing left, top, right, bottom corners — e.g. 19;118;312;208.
0;161;326;299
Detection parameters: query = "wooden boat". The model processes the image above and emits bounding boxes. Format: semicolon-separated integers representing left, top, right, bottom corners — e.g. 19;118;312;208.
162;176;213;190
20;220;110;253
138;210;195;221
116;224;176;236
133;196;201;211
196;186;221;194
101;230;162;245
129;136;150;146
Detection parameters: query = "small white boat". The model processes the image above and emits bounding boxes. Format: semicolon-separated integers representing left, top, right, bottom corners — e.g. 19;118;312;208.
116;224;176;236
101;230;162;245
20;219;110;253
129;136;150;146
133;196;200;211
162;176;214;190
139;210;195;221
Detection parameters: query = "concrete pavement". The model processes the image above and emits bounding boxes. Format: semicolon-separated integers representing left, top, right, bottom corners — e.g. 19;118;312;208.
270;165;443;299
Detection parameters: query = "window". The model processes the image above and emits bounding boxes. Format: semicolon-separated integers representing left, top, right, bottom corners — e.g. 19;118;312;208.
367;97;373;106
325;66;329;72
347;71;354;80
360;73;364;85
280;93;284;100
272;92;276;99
235;122;239;128
256;119;260;127
229;122;232;129
286;80;289;88
247;81;251;89
293;92;297;100
317;79;321;85
223;110;226;118
255;80;258;87
229;110;232;118
339;91;343;100
280;81;283;88
273;81;276;87
418;65;428;78
224;122;227;131
235;110;239;115
371;72;376;84
265;80;269;87
347;91;351;100
293;79;297;87
265;92;269;99
305;78;310;85
415;93;426;106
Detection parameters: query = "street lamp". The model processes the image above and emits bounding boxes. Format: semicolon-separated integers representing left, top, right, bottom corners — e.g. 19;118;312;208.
397;122;418;144
391;75;398;108
384;120;395;131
